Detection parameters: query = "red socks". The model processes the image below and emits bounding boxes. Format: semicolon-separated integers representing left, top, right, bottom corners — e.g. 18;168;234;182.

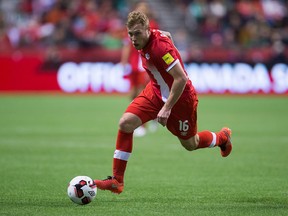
112;129;227;182
197;130;227;149
113;130;133;183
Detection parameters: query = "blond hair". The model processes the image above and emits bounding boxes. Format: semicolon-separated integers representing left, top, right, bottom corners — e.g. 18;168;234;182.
126;11;149;29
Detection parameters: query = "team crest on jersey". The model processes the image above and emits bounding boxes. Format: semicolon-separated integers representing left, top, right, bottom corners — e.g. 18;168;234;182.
145;53;150;60
162;52;174;65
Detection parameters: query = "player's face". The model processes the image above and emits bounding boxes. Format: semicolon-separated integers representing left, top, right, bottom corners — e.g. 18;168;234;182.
127;23;150;50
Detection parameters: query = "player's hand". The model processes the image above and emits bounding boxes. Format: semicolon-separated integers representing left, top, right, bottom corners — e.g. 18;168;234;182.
157;107;171;127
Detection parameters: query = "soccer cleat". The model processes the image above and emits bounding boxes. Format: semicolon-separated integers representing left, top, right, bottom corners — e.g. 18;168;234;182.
218;127;232;157
94;176;124;194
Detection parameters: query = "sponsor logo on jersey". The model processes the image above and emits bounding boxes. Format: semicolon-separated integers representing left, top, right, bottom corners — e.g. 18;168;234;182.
162;52;174;65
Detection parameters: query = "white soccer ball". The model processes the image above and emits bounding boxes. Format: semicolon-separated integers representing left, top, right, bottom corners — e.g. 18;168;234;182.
67;176;97;205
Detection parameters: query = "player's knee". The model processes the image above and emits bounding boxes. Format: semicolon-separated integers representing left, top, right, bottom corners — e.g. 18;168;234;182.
119;116;139;133
182;143;197;151
180;137;198;151
119;117;132;133
119;113;142;133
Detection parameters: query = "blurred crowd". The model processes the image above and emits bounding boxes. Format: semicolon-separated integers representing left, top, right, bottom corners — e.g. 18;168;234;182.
175;0;288;48
0;0;287;62
0;0;128;50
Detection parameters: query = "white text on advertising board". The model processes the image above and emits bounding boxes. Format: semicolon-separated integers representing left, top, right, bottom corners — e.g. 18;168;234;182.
57;62;288;94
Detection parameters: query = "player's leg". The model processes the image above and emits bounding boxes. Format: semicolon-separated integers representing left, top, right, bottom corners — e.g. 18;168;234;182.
178;127;232;157
94;83;160;194
178;135;198;151
94;112;141;194
113;112;142;182
167;97;232;157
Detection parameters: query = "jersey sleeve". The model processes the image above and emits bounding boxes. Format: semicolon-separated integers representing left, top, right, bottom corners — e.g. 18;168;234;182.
152;35;179;72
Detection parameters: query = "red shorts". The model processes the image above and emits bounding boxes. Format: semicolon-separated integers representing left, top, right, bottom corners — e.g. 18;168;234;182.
125;83;198;139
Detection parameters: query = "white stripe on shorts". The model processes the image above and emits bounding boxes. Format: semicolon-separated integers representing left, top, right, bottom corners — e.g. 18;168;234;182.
209;132;217;148
114;150;131;161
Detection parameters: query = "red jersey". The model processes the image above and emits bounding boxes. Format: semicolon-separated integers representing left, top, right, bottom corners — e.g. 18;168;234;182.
139;29;196;102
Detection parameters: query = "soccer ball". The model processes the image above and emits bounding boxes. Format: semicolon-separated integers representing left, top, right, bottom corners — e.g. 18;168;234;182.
67;176;97;205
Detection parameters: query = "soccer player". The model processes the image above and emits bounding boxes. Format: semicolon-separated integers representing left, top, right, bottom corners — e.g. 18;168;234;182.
94;11;232;194
120;2;159;137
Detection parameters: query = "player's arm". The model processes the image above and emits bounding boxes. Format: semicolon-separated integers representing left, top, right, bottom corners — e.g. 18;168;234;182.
157;62;188;126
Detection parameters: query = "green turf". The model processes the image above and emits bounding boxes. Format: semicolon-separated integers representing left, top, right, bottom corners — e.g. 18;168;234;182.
0;94;287;216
